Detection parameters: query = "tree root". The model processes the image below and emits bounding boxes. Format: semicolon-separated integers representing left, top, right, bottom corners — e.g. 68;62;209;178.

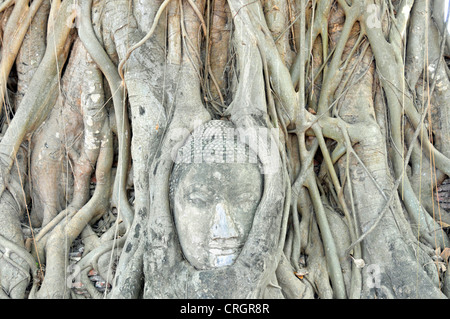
0;0;75;199
34;120;112;298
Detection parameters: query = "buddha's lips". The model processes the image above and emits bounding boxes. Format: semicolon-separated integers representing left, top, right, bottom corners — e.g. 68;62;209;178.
208;244;243;255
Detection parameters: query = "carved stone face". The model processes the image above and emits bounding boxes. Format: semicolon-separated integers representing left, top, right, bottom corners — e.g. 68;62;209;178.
172;162;263;270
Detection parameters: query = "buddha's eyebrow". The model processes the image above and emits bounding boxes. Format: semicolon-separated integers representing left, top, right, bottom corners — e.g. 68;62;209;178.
184;184;214;195
232;183;260;193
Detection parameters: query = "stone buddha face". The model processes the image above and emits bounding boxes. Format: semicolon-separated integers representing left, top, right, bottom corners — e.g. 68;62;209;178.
170;121;263;270
172;162;262;270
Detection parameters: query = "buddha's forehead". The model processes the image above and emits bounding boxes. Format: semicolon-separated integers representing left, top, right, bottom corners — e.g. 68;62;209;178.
170;120;265;198
180;162;262;192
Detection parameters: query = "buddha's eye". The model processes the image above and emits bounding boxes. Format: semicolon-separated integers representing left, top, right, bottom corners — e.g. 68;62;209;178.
235;192;258;204
186;191;210;205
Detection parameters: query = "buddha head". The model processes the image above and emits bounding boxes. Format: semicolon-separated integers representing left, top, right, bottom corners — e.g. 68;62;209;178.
169;120;263;270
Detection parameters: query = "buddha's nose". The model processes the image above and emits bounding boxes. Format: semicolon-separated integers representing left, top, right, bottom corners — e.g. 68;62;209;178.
210;202;239;240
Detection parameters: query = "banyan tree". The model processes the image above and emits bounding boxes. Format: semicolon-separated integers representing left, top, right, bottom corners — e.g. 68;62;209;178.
0;0;450;299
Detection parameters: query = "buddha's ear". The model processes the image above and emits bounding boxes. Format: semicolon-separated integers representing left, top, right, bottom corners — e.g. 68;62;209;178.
231;131;286;294
432;0;450;56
